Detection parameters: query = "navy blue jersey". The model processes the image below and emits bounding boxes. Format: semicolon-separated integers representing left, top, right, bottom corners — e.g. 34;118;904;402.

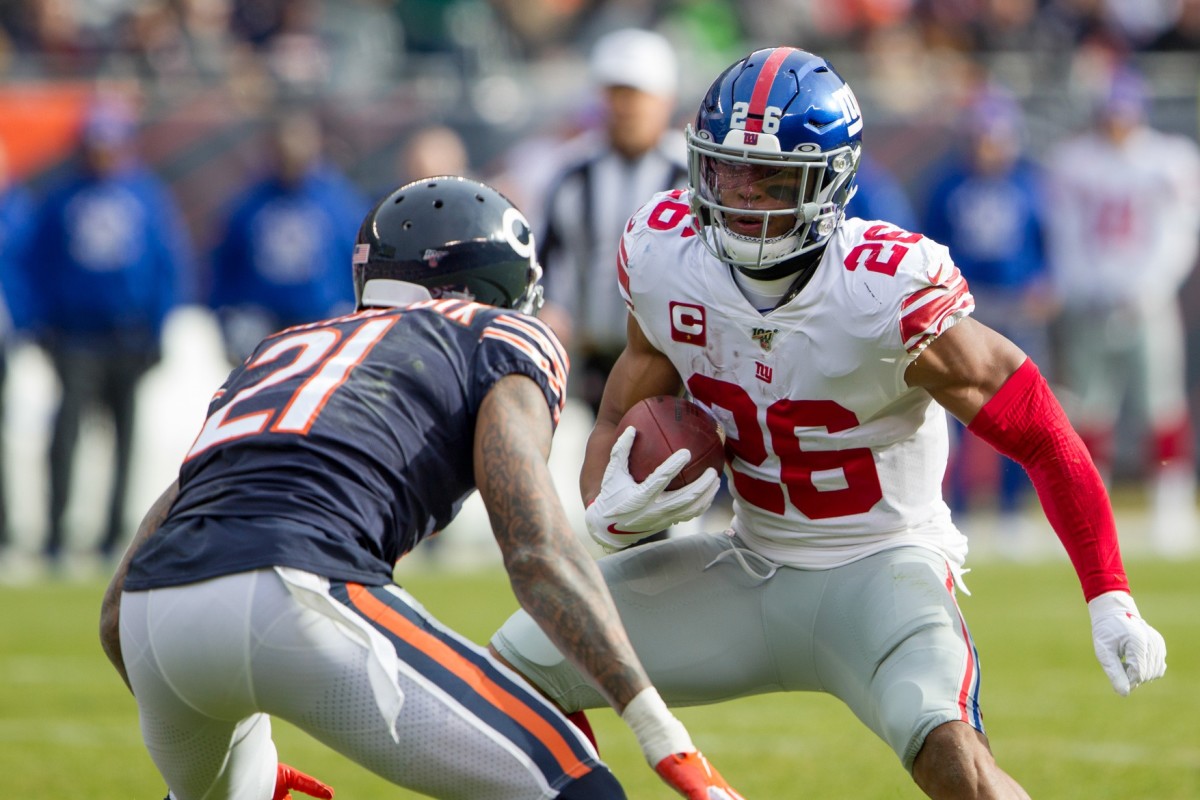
125;299;568;590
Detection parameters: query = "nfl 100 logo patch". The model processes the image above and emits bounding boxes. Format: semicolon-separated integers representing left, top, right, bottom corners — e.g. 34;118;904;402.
751;327;778;351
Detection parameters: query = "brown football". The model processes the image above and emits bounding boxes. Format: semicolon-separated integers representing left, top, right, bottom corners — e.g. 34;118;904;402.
616;396;725;490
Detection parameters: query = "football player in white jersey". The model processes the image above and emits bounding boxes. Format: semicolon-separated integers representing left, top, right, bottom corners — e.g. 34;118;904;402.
491;48;1168;798
1045;66;1200;555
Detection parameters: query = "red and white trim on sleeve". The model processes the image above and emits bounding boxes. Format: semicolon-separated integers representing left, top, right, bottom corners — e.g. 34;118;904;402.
617;236;632;307
900;264;973;354
968;358;1129;600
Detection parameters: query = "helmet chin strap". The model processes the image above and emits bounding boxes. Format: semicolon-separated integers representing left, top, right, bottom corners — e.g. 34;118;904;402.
733;243;825;285
722;201;826;270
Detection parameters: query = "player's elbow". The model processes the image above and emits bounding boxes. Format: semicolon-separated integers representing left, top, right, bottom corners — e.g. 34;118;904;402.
503;538;594;603
501;539;558;581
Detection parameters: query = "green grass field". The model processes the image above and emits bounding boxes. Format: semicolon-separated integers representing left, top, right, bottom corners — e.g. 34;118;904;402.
3;555;1197;799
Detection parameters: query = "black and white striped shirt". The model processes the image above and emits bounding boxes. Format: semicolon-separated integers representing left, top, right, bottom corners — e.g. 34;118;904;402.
538;129;688;355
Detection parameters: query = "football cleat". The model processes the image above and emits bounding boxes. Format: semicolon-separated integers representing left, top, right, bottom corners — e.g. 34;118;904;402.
273;762;334;800
655;751;745;800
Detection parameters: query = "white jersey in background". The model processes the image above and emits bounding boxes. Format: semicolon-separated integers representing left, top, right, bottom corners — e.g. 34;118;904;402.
618;189;975;570
1046;125;1200;309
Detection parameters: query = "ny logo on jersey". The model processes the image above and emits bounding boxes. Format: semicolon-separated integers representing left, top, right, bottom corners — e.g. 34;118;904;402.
751;327;778;351
755;361;773;383
670;301;707;346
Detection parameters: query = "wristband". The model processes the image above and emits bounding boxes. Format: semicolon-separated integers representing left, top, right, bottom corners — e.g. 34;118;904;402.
620;687;694;766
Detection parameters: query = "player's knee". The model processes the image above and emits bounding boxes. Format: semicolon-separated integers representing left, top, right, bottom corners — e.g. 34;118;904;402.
878;677;942;770
490;610;603;712
492;609;568;669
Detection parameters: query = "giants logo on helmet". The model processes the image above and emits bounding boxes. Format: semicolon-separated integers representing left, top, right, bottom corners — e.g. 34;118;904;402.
832;84;863;135
670;302;706;345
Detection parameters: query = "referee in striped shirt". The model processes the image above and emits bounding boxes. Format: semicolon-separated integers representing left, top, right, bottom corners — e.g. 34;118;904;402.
537;28;688;417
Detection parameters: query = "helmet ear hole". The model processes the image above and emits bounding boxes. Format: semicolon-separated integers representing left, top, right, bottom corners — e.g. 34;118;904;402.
353;177;543;313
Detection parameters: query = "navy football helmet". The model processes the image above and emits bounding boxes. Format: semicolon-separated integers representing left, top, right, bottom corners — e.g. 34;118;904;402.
687;47;863;273
354;177;544;314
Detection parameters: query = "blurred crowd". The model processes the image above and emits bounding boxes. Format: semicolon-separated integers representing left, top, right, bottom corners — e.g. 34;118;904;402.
0;1;1197;79
1;0;1199;572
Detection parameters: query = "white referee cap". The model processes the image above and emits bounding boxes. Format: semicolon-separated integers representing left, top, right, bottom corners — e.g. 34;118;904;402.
589;28;678;97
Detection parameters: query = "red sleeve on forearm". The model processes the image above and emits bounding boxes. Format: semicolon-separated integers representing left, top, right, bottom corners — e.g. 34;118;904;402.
967;358;1129;600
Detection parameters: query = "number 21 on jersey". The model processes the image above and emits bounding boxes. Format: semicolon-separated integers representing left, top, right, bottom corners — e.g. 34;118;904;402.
186;316;396;460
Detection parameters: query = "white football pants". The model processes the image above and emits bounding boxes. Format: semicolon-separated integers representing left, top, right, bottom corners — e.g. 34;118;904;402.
120;567;609;799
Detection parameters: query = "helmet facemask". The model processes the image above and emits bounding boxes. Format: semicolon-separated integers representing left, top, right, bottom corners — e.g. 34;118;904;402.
687;125;860;272
512;260;545;315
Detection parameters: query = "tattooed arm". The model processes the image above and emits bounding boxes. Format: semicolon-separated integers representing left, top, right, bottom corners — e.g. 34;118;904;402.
475;374;650;712
478;374;746;798
99;480;179;693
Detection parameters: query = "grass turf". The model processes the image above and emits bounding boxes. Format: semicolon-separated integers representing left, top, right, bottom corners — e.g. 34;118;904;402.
3;555;1196;798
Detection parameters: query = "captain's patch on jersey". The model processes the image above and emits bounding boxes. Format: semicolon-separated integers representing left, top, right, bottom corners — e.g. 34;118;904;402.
669;301;707;345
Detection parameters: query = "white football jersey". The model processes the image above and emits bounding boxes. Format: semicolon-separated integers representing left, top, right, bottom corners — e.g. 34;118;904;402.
618;189;975;569
1046;125;1200;308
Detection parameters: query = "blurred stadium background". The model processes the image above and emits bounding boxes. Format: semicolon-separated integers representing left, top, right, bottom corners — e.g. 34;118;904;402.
0;0;1197;570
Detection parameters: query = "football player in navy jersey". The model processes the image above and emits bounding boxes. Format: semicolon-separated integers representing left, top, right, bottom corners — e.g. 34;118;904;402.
99;177;742;800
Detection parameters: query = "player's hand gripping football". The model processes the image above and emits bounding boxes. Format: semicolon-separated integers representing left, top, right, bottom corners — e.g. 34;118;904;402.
1087;590;1167;696
621;688;745;800
585;426;720;550
273;762;334;800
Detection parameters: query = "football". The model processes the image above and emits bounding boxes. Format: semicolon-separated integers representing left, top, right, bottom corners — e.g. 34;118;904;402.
616;395;725;490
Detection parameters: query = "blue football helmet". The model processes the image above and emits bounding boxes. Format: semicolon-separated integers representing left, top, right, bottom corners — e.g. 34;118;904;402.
687;47;863;273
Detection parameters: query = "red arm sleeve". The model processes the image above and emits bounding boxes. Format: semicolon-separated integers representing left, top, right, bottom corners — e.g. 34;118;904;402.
966;358;1129;600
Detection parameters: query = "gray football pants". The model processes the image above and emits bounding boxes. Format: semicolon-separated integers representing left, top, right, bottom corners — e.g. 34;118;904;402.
121;567;615;799
492;533;983;771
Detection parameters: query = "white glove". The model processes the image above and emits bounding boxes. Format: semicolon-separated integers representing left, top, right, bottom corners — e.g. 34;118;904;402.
585;426;720;550
1088;590;1167;696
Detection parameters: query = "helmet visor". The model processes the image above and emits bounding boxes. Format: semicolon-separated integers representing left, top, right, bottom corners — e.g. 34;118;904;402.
697;159;820;240
687;124;860;269
699;160;817;207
